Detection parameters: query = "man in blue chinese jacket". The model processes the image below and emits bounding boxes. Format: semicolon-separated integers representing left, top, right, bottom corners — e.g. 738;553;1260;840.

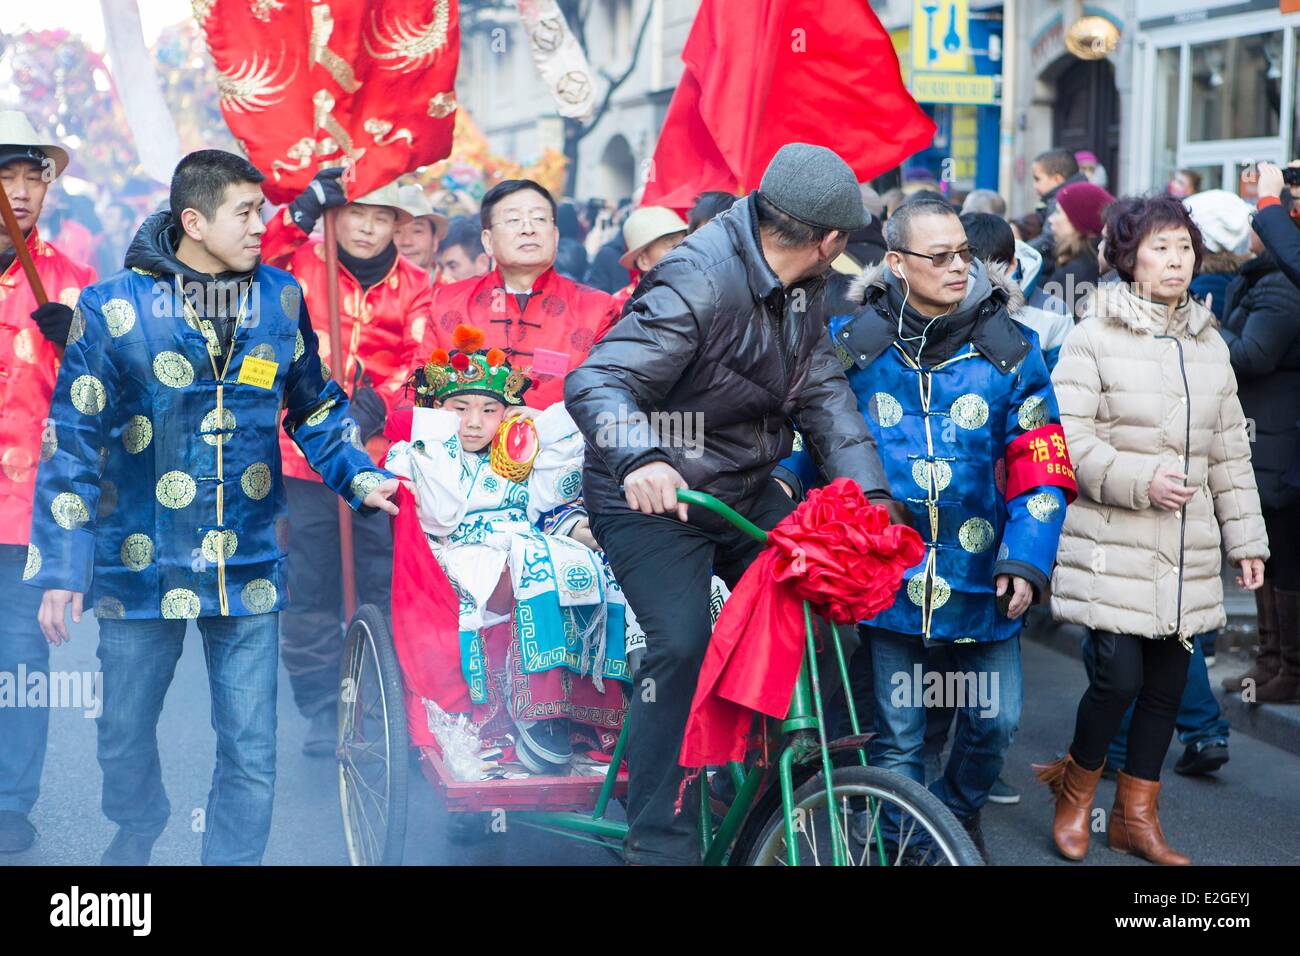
24;150;399;865
829;196;1075;860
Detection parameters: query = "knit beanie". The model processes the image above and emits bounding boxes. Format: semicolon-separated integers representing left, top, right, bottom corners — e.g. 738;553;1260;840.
1056;181;1116;237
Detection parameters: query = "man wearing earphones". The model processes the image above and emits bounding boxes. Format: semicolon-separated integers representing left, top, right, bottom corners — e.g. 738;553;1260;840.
827;195;1074;860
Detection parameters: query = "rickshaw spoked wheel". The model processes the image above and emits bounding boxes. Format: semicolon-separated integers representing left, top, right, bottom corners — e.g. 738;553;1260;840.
338;604;410;866
734;764;983;866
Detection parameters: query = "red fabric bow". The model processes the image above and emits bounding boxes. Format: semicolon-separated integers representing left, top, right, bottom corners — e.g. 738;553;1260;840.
679;479;925;767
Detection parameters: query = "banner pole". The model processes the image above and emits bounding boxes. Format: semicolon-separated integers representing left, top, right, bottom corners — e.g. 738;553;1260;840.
323;207;358;621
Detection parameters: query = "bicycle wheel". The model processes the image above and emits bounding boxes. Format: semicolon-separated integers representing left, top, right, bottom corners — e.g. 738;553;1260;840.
736;765;983;866
338;605;409;866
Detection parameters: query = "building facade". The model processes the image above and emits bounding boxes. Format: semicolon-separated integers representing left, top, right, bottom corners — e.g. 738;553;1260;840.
458;0;1298;210
457;0;700;201
1129;0;1299;195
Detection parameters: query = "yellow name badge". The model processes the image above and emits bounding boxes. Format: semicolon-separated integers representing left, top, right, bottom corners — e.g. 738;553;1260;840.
237;355;279;390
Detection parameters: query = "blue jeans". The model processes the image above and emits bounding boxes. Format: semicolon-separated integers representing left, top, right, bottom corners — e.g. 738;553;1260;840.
0;546;49;815
97;613;279;865
867;628;1022;831
1081;631;1228;766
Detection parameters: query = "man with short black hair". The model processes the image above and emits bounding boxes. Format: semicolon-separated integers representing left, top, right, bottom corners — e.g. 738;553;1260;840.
961;211;1073;371
825;195;1072;859
1030;148;1087;261
0;110;96;854
566;143;902;865
419;179;617;409
436;216;491;283
26;148;398;865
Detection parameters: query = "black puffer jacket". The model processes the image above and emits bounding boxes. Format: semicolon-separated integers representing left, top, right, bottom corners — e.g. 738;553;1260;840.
1220;251;1300;509
564;193;892;521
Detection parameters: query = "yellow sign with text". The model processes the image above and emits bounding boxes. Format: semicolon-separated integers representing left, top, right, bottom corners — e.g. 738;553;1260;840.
237;355;279;390
911;72;997;106
911;0;970;73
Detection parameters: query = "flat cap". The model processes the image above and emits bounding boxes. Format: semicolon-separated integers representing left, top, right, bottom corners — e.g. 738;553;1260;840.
758;143;869;232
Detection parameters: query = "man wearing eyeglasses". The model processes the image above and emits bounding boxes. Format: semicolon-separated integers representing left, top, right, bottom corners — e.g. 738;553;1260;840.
418;179;618;410
823;194;1072;860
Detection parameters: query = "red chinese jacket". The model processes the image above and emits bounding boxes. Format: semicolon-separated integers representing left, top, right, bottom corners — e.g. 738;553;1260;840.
0;227;96;546
418;266;617;410
262;212;432;481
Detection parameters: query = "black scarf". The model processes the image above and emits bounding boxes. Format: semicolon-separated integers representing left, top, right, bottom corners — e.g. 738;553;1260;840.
885;284;982;365
337;240;397;291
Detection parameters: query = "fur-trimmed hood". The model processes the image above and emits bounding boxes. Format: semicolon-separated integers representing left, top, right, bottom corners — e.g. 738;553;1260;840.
833;256;1035;374
1082;281;1216;337
846;256;1025;316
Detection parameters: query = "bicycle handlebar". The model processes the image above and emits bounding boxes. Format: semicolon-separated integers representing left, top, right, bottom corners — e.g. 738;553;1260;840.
675;489;769;545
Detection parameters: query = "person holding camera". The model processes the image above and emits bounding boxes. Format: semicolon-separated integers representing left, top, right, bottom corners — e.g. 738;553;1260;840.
1250;162;1300;289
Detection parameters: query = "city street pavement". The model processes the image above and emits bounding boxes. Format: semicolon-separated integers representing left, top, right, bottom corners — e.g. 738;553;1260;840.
3;611;1298;866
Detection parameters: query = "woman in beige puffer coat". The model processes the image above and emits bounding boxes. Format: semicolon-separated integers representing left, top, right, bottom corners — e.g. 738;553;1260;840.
1034;196;1269;867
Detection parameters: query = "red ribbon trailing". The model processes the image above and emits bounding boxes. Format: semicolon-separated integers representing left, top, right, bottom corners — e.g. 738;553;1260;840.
678;478;925;767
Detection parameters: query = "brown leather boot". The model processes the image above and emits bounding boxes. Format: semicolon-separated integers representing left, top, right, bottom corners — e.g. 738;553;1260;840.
1255;588;1300;704
1222;581;1279;692
1108;772;1190;865
1032;754;1104;861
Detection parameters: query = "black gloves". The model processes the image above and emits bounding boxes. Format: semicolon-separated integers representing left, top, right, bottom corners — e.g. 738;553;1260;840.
31;302;74;346
288;167;348;235
349;386;387;444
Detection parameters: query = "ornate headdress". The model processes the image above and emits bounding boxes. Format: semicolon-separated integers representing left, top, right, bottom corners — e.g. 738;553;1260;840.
408;324;532;408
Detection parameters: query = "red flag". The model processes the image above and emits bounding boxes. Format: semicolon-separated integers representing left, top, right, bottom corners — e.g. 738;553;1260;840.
198;0;460;203
642;0;935;210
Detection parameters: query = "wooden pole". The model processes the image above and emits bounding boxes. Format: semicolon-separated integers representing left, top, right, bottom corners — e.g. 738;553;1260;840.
323;207;358;621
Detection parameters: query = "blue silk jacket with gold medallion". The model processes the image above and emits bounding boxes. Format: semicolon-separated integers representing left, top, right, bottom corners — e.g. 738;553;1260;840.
22;262;391;619
828;291;1071;645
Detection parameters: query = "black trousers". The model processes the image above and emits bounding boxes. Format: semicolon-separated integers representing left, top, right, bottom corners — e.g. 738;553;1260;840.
592;480;797;866
280;476;393;718
1262;503;1300;591
1068;630;1190;781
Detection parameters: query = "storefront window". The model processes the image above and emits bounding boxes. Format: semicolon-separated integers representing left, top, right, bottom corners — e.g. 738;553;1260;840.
1188;32;1282;142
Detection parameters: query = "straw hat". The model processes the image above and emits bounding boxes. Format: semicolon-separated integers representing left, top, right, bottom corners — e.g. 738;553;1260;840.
397;183;450;240
619;206;689;269
0;110;70;178
351;181;413;227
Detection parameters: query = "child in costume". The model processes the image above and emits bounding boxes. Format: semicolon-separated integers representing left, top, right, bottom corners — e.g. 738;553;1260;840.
385;325;632;774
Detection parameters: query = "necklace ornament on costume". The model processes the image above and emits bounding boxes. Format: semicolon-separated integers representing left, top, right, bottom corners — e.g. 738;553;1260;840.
489;418;539;482
409;323;533;407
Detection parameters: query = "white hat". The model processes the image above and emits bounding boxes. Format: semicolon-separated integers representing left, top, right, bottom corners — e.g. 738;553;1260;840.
351;181;413;227
397;183;450;240
1182;189;1252;255
619;206;689;269
0;110;70;178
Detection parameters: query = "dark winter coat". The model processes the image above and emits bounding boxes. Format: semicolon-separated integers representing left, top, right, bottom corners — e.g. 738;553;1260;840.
565;192;891;521
1220;252;1300;509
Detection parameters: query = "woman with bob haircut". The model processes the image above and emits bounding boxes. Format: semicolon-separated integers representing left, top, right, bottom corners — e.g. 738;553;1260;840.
1034;195;1269;865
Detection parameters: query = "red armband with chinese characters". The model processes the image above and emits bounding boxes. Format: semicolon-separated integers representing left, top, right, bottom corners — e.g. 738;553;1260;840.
1005;424;1078;503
